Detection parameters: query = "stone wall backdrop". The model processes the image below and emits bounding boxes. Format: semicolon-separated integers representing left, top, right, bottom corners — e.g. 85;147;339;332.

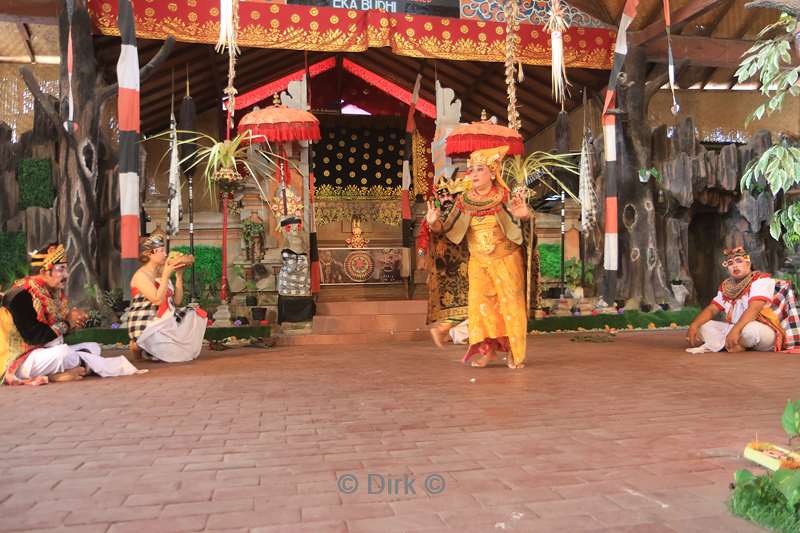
0;97;60;288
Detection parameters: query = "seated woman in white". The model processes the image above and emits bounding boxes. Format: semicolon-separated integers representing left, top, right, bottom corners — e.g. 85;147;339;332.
128;233;207;362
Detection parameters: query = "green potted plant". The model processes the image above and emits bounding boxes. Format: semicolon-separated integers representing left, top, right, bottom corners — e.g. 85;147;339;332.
244;279;258;307
564;258;592;299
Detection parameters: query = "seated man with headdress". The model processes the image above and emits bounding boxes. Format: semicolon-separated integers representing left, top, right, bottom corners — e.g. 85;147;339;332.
0;244;142;385
687;246;800;353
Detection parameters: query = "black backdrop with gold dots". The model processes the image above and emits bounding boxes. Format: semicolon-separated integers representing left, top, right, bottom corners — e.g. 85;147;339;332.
313;125;408;191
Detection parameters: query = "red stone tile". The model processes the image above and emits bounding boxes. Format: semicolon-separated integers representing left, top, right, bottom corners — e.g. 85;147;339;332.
13;525;109;533
473;487;562;507
124;488;213;506
3;332;798;532
0;511;70;532
162;497;253;517
662;514;764;532
107;516;208;533
346;513;446;532
63;505;161;525
301;502;394;522
527;496;623;518
250;521;348;533
205;508;301;530
390;493;479;515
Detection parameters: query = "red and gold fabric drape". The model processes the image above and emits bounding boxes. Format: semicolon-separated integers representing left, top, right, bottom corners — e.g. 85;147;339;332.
89;0;614;69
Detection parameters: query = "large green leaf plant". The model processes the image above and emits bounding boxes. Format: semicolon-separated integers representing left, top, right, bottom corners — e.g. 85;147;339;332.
736;13;800;248
730;400;800;531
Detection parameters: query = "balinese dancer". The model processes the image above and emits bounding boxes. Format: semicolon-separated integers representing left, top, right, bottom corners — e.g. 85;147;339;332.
416;175;470;348
426;145;532;369
0;244;141;385
687;246;800;353
129;233;207;362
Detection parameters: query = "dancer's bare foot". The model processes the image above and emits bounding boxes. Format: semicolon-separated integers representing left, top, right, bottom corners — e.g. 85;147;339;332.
130;340;144;361
430;324;451;349
49;367;86;382
471;351;497;368
507;361;525;369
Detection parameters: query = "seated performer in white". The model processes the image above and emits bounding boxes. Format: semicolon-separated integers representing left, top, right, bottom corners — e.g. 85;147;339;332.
0;243;141;385
687;246;782;353
128;233;207;362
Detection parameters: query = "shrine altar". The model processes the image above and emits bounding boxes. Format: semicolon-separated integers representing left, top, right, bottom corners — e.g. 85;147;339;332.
319;247;411;285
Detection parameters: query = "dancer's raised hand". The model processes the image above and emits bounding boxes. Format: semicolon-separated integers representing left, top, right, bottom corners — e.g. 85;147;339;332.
509;190;531;220
425;199;441;225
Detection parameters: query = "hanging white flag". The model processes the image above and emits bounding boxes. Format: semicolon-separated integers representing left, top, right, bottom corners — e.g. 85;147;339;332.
167;111;182;235
579;134;597;234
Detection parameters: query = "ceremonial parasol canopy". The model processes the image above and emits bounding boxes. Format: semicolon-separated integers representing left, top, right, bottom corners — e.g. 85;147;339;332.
237;100;321;143
445;112;524;157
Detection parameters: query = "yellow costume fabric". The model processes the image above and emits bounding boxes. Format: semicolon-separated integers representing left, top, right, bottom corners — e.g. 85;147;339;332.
465;215;527;366
439;145;529;366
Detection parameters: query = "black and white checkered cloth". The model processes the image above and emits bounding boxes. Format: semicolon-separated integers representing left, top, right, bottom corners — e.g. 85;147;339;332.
127;292;157;342
773;279;800;351
127;293;189;342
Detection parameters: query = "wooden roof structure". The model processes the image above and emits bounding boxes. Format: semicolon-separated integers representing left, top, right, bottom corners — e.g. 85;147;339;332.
0;0;787;138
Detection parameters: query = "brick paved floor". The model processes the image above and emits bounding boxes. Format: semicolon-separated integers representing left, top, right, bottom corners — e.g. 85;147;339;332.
1;330;794;532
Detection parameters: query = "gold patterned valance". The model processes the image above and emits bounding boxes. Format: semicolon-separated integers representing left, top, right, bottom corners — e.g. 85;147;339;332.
315;198;402;227
89;1;615;69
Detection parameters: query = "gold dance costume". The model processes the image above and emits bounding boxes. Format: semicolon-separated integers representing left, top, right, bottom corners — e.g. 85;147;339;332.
440;149;528;367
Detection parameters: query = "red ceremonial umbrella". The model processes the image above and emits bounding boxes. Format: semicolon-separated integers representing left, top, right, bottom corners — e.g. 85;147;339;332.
237;102;321;143
445;114;524;157
237;99;321;229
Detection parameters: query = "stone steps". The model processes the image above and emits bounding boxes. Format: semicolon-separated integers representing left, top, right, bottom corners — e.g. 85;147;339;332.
277;299;429;345
315;299;427;316
275;330;429;346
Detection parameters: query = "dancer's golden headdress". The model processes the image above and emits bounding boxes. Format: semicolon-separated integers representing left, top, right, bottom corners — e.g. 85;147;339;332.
722;246;750;267
435;172;471;195
467;145;510;190
141;231;166;252
30;243;66;270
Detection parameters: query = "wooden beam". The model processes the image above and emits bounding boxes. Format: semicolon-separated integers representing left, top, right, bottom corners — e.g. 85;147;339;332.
629;0;727;46
0;0;58;25
459;63;495;115
564;0;616;25
645;35;756;68
16;22;35;63
687;0;736;88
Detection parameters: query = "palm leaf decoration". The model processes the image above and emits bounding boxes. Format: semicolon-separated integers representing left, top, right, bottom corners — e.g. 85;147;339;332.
502;151;580;202
146;130;295;206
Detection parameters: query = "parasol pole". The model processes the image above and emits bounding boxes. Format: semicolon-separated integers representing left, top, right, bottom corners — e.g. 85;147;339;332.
166;68;174;254
179;65;199;301
560;189;566;297
216;0;240;305
186;73;196;300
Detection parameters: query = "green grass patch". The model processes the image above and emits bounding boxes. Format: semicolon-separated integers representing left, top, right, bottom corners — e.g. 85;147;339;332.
528;307;698;332
0;231;28;290
17;159;55;209
65;325;270;345
173;245;222;308
729;469;800;532
538;243;562;279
